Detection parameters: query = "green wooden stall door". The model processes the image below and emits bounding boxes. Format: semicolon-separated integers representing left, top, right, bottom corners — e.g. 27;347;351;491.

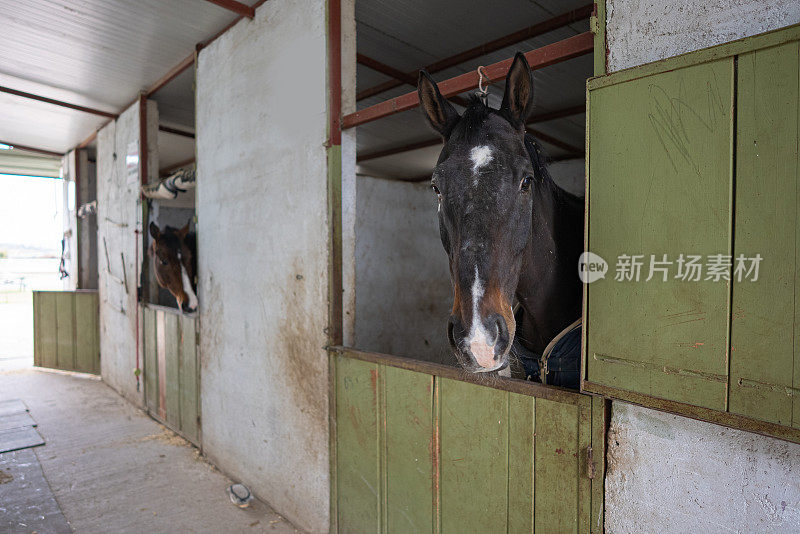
333;350;601;533
142;305;201;445
585;24;800;442
586;58;734;411
33;290;100;374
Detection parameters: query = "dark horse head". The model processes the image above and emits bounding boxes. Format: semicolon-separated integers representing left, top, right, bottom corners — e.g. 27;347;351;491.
418;53;584;374
149;221;198;313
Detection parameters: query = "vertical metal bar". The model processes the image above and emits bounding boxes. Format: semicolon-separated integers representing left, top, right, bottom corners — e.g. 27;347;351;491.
328;1;343;531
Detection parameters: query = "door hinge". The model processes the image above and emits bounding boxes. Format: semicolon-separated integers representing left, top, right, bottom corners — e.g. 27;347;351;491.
586;446;595;479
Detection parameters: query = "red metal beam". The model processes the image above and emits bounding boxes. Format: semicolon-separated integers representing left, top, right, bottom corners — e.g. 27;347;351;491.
357;4;593;101
344;32;593;130
0;141;63;158
202;0;255;18
356;105;585;162
0;85;118;119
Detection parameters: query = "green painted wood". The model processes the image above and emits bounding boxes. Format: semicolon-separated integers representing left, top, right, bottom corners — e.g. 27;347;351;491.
730;41;800;427
439;378;508;534
144;307;158;412
507;393;535;533
33;291;99;374
55;292;76;370
590;397;607;533
335;355;381;532
164;312;181;429
32;292;41;367
534;398;584;534
74;292;99;374
587;58;734;410
38;293;58;369
384;365;433;533
333;349;597;533
179;314;199;443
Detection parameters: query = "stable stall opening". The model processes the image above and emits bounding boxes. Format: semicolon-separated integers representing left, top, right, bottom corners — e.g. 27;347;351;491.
145;66;197;312
347;1;592;373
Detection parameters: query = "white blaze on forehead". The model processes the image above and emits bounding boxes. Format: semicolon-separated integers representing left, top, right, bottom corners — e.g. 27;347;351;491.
180;263;198;311
467;265;495;370
470;145;494;173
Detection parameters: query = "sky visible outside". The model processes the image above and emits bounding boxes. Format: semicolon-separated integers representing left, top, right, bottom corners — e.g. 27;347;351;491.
0;173;64;254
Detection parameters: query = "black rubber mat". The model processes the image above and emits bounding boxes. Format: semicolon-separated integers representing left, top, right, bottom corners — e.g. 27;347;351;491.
0;399;44;454
0;448;71;533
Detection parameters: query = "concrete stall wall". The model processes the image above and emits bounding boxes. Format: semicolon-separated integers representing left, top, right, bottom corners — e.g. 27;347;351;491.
77;151;98;290
195;1;330;532
606;0;800;72
603;2;800;532
96;101;158;406
354;176;454;364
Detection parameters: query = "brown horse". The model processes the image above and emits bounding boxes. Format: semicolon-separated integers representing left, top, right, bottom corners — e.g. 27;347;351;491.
149;221;198;313
418;53;584;381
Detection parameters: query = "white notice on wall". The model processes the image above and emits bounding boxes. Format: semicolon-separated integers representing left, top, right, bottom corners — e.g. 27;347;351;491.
126;141;139;185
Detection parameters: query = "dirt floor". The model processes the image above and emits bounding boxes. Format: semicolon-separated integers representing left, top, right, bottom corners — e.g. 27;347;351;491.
0;368;301;533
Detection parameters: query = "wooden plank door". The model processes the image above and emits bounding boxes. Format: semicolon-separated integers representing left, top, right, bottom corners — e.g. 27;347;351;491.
333;350;601;533
142;304;201;445
33;290;100;374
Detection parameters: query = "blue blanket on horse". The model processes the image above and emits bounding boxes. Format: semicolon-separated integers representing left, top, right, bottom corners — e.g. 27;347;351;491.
512;320;581;390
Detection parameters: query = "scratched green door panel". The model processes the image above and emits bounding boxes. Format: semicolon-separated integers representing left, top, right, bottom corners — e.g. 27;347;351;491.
439;378;508;533
142;305;201;445
587;58;734;410
33;291;99;374
730;41;800;427
335;356;380;533
333;350;600;533
384;365;433;533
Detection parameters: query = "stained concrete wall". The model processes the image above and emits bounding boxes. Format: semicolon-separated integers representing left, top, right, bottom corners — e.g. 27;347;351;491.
195;1;329;532
354;175;454;364
606;403;800;533
603;2;800;532
96;101;158;406
606;0;800;72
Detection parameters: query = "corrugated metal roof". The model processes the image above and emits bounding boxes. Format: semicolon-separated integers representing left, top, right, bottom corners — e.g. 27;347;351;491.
0;0;249;152
354;0;591;179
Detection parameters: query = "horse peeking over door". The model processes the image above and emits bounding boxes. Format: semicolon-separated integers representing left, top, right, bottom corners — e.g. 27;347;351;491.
149;221;198;313
418;53;584;386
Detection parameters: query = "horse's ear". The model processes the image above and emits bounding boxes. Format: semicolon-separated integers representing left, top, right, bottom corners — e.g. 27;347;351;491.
500;53;534;129
418;70;460;139
178;222;190;239
149;222;160;240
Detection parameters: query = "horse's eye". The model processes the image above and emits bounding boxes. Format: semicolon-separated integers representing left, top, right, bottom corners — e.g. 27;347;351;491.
431;184;441;196
520;175;533;192
160;259;168;266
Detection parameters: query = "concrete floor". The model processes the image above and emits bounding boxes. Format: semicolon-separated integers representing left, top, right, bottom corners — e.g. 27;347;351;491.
0;368;300;533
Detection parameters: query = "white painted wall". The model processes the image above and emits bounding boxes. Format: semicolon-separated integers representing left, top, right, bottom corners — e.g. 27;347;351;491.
354;175;454;365
606;0;800;72
96;101;158;406
195;1;329;532
602;3;800;532
606;402;800;533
